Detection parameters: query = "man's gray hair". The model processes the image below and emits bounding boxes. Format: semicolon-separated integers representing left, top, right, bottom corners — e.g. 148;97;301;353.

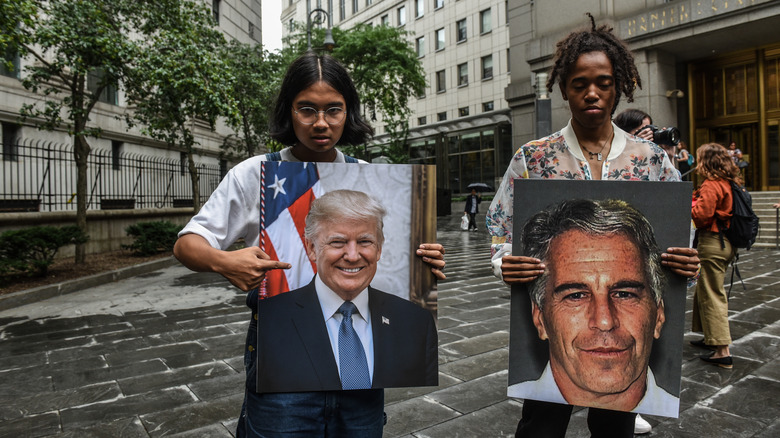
304;189;386;246
521;198;666;307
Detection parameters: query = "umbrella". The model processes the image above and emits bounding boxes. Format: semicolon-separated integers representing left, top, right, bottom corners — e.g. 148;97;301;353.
467;182;494;192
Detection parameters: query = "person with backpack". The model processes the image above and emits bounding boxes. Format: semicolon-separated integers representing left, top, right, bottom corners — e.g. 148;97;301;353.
173;52;446;437
690;143;741;369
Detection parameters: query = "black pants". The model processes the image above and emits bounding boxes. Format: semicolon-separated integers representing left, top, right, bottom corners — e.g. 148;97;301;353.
467;212;478;230
515;399;636;438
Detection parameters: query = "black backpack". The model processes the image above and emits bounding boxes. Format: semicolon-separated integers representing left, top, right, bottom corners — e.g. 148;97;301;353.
718;181;759;250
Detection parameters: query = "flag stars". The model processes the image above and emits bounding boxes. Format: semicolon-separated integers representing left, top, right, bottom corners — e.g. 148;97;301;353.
269;174;287;199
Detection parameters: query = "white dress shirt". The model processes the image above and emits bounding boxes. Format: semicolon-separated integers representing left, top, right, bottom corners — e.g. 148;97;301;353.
508;363;679;418
315;274;375;382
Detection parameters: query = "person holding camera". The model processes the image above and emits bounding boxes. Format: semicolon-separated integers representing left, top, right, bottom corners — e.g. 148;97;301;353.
614;109;682;170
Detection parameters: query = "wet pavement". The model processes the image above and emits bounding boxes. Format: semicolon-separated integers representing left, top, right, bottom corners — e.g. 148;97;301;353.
1;214;779;437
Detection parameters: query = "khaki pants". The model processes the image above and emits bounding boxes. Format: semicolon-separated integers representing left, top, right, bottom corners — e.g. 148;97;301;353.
692;230;736;346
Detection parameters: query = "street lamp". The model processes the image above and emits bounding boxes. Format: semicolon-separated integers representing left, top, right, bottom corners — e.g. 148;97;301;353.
307;8;336;52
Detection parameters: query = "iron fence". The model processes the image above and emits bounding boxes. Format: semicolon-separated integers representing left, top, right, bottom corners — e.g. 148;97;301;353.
1;139;224;212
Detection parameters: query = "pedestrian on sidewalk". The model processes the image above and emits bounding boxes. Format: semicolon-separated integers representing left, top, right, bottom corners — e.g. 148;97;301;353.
486;13;700;437
690;143;738;368
464;188;481;231
173;52;446;438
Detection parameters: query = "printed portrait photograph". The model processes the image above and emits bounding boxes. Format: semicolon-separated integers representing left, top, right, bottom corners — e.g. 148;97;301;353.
508;179;693;418
255;161;438;393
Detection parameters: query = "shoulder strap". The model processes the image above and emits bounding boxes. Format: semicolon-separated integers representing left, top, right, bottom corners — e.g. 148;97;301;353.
344;155;358;163
265;151;282;161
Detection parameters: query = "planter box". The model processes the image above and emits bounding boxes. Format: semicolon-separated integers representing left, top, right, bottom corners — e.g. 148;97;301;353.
172;198;194;208
0;198;41;212
100;198;135;210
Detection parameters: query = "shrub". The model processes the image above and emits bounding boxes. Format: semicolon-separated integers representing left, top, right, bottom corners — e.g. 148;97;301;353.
0;226;89;276
123;221;182;256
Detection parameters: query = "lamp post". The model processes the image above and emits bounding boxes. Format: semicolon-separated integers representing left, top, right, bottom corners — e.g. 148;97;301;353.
534;72;552;137
307;8;336;51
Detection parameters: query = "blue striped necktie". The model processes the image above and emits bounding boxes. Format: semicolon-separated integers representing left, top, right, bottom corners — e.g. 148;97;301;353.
338;301;371;390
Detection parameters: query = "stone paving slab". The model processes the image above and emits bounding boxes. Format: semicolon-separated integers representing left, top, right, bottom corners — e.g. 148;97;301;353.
0;218;778;437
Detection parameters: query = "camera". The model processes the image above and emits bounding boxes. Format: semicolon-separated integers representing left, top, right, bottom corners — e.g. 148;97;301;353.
639;125;681;146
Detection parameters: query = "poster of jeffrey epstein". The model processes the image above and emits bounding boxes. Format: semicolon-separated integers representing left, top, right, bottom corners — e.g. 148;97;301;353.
255;162;438;393
508;179;692;418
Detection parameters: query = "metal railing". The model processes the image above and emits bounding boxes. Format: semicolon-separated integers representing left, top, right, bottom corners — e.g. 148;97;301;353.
1;139;224;212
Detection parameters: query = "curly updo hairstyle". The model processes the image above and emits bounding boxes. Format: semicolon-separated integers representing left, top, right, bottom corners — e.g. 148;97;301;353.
546;13;641;116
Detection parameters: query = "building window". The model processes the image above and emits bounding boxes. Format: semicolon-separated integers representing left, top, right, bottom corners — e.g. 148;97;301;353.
88;69;118;105
248;22;255;39
352;0;359;13
456;19;467;42
397;5;406;26
415;0;424;18
436;70;446;93
437;111;447;122
381;14;389;26
418;116;427;126
415;36;425;58
1;48;20;79
1;122;20;162
507;48;511;73
435;0;444;9
481;54;493;80
212;0;220;23
435;28;445;50
367;0;373;5
459;106;469;117
111;140;123;170
457;63;468;86
483;101;494;112
480;8;492;34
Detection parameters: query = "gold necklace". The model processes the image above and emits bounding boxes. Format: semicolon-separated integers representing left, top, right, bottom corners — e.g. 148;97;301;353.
581;129;613;161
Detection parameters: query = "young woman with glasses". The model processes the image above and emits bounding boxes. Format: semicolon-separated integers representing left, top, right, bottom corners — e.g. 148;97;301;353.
173;52;446;437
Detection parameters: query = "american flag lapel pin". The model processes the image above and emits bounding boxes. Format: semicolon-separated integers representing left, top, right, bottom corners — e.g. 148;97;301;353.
382;316;390;325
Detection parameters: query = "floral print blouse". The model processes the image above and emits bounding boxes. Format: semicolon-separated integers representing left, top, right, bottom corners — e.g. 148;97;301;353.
487;120;679;260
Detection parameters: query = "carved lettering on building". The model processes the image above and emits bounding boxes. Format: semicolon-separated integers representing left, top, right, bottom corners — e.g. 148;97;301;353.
623;0;759;37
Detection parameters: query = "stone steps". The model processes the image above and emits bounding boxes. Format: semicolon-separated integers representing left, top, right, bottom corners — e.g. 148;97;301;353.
750;191;779;248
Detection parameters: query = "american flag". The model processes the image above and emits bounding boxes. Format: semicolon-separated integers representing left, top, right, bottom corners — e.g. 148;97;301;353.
259;161;323;298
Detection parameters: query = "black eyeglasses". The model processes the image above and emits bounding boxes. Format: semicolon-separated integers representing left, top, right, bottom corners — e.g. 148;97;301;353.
294;107;346;125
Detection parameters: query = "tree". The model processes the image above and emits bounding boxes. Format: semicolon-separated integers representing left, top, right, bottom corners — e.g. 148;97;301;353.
0;0;146;264
220;41;285;159
125;0;238;212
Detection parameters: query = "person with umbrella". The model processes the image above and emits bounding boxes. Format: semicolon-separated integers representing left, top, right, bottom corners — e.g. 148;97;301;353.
464;187;482;232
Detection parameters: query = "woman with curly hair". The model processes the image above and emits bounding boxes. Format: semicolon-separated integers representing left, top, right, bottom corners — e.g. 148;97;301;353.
487;13;699;437
690;143;740;369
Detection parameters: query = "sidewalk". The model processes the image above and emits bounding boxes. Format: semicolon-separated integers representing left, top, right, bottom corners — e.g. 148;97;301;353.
1;215;778;437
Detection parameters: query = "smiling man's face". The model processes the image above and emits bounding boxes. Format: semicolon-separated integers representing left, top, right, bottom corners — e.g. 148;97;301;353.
532;229;665;409
305;218;382;301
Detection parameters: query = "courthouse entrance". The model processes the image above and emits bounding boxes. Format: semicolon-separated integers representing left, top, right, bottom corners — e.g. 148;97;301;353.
690;44;780;190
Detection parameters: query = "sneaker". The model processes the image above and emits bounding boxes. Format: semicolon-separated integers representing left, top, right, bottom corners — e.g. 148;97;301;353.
634;414;652;435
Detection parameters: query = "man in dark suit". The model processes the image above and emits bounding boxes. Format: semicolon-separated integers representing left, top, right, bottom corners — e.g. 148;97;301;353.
249;189;437;436
256;282;438;392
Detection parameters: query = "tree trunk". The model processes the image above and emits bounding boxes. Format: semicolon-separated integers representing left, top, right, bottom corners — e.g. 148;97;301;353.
187;149;201;213
74;133;91;264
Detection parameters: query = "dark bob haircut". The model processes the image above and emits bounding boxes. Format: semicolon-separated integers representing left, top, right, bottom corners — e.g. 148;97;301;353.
270;52;374;146
614;108;652;133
